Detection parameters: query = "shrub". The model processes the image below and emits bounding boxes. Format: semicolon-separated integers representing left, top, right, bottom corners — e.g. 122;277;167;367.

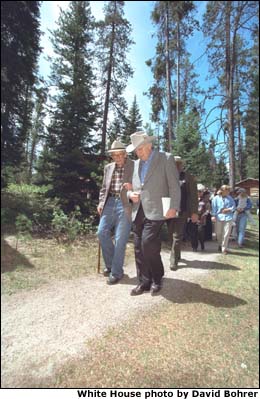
1;183;57;230
51;206;87;243
2;183;99;239
15;214;33;249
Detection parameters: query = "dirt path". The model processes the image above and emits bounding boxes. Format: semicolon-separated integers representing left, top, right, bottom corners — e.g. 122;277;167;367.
1;241;220;387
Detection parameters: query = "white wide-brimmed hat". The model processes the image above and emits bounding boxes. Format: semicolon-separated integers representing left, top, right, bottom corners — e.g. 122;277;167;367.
126;131;156;153
107;140;126;154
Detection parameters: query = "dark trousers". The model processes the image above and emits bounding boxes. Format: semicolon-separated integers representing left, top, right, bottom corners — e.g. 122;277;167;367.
132;204;164;285
167;215;186;264
189;222;205;250
205;213;212;240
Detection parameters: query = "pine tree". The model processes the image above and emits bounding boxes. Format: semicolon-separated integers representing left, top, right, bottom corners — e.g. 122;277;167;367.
146;1;199;151
213;156;229;189
243;26;259;179
175;111;212;186
124;96;143;140
26;85;48;183
106;94;143;149
107;117;126;145
95;1;134;154
47;1;99;212
243;70;259;179
1;1;41;185
202;1;259;188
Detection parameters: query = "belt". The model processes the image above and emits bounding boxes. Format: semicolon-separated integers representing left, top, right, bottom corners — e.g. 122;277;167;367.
109;192;121;198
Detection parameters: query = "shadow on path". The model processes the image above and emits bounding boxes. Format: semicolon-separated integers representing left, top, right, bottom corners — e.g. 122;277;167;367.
120;275;247;308
161;278;247;307
1;239;34;273
177;259;240;271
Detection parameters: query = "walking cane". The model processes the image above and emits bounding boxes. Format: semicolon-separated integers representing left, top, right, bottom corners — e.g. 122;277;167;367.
97;241;101;274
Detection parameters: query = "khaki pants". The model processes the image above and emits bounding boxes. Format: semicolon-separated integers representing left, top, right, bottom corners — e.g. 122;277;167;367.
215;219;233;251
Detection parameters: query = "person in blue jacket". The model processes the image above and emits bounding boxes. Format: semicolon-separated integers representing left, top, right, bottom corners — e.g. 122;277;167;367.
234;188;253;248
211;185;236;255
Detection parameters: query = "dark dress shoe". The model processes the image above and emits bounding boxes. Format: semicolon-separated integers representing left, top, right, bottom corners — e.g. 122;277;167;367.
130;284;150;296
103;268;111;277
107;275;120;285
150;283;162;295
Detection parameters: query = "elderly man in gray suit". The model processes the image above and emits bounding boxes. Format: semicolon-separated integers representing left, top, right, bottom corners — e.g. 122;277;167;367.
97;140;134;285
126;132;181;295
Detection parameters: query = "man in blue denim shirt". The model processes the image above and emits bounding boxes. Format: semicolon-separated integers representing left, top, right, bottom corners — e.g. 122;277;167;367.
211;185;236;254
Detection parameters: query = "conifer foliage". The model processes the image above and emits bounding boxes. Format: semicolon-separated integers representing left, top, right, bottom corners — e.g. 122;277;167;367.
95;1;134;154
47;1;99;212
124;96;143;140
1;1;41;184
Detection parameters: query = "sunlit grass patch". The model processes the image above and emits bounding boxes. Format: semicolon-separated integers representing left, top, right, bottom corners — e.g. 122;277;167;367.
1;235;132;295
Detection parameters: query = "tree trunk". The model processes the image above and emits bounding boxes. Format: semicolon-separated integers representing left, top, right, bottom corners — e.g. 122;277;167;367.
101;36;114;155
225;3;235;189
236;64;243;181
165;3;174;152
101;2;117;155
176;18;180;127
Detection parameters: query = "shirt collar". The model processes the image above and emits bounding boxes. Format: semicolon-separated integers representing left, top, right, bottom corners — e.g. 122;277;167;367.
115;164;124;171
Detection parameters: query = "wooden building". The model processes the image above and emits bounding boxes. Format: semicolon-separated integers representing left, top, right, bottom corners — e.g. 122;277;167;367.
235;178;259;198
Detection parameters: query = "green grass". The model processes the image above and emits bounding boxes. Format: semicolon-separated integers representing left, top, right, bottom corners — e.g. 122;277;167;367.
49;226;258;388
1;233;135;295
1;224;259;388
1;235;98;294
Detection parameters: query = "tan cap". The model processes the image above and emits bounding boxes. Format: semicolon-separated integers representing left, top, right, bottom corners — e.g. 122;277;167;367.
107;140;126;153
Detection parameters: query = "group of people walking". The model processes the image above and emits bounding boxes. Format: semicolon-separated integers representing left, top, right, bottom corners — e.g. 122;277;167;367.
211;184;255;253
97;131;255;296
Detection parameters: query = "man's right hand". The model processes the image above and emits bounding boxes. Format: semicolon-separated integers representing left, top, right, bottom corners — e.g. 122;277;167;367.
129;192;140;203
97;206;103;215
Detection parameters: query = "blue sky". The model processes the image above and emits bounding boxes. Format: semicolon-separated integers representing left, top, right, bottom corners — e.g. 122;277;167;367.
39;1;219;143
39;1;157;124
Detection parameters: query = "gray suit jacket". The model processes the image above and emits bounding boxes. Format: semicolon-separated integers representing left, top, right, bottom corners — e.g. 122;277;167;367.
129;150;181;221
98;158;134;221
